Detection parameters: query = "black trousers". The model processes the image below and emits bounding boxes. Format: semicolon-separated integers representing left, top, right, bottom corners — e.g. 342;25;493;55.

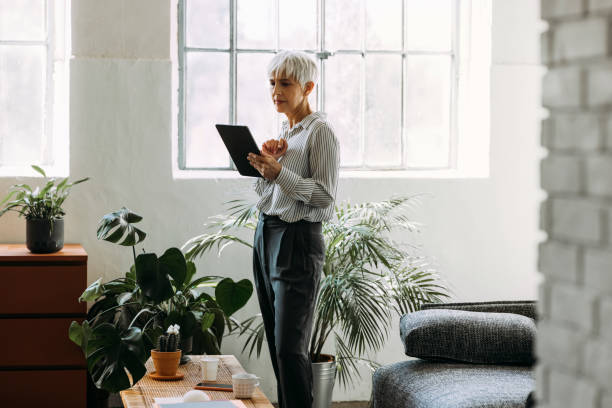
252;213;325;408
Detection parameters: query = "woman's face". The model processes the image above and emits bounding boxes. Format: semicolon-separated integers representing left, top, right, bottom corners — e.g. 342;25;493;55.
269;74;312;115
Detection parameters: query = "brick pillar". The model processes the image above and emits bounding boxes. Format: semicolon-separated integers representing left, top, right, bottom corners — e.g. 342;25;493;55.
539;1;612;407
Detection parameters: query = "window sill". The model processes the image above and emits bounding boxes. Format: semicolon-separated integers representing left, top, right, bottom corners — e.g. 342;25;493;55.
172;168;489;180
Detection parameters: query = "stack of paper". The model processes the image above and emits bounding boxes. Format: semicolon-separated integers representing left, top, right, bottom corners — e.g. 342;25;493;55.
154;400;248;408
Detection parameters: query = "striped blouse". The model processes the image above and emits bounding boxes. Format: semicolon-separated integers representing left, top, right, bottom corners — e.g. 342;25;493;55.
253;111;340;223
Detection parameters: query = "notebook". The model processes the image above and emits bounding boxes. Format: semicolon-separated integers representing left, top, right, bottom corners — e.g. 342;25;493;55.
155;401;248;408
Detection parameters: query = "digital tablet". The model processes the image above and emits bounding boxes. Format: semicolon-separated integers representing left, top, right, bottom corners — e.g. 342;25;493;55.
215;124;263;178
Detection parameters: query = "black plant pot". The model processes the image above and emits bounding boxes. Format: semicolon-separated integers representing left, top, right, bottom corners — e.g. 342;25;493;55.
26;218;64;253
180;336;193;365
86;372;110;408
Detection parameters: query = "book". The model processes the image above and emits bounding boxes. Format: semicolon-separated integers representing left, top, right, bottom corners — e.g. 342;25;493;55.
155;401;248;408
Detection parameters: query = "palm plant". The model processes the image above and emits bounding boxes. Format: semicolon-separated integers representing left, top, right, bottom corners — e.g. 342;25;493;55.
182;196;449;387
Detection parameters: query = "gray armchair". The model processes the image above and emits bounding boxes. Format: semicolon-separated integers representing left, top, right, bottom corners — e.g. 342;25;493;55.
371;301;537;408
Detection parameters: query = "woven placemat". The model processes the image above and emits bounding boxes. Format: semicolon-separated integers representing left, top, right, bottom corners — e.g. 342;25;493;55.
134;356;257;408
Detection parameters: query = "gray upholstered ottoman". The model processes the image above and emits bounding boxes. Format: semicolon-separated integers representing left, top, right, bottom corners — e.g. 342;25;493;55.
371;301;537;408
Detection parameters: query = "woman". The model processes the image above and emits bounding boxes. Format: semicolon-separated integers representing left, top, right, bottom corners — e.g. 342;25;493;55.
247;50;340;408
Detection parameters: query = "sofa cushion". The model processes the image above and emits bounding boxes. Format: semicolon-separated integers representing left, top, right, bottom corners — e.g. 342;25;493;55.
372;360;534;408
400;309;536;365
420;300;537;320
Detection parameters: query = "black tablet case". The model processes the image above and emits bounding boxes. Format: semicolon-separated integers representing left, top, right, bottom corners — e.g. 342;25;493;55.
215;124;263;178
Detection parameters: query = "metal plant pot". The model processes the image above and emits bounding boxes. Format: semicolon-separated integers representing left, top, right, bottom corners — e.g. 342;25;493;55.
26;218;64;253
312;354;336;408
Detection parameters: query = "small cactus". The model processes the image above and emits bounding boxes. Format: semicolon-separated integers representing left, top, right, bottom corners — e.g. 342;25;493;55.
157;324;181;352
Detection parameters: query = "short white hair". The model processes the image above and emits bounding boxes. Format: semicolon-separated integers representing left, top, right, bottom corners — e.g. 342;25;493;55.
267;50;318;89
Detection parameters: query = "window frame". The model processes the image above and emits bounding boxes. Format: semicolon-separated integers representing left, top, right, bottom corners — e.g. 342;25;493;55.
177;0;487;175
0;0;69;178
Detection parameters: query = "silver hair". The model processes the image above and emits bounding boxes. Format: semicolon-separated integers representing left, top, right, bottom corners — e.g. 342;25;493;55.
267;50;319;89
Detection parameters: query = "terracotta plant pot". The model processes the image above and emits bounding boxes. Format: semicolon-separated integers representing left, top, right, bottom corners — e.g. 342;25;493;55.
151;349;181;376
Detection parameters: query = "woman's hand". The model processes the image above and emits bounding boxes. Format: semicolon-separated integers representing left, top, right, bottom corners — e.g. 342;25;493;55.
247;153;282;180
261;138;288;160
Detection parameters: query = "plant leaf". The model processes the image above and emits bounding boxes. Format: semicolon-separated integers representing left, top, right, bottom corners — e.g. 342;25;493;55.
215;278;253;316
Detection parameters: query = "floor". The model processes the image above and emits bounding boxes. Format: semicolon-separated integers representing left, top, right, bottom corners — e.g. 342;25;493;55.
110;393;369;407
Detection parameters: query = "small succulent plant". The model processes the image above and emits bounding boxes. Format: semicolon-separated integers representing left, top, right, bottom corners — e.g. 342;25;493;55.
157;324;181;352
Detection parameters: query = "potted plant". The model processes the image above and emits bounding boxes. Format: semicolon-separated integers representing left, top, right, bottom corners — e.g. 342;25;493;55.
182;196;450;408
0;165;89;253
68;207;254;399
151;325;182;376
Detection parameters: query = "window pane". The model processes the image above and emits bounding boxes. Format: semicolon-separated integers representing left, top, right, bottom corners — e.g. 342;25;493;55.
365;0;401;50
0;45;45;165
325;55;361;167
185;0;229;49
279;0;317;50
404;55;451;168
237;53;277;148
0;0;46;41
326;0;361;51
237;0;275;49
185;52;229;168
405;0;452;51
365;55;401;167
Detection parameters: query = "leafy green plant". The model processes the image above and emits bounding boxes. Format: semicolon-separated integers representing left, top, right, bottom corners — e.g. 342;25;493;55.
182;196;449;387
0;165;89;225
68;207;253;393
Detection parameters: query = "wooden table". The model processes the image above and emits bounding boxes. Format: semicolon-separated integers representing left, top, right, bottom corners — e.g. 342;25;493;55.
120;355;273;408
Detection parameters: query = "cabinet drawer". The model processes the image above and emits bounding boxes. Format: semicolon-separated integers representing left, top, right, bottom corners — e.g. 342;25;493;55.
0;265;86;314
0;369;86;407
0;318;86;367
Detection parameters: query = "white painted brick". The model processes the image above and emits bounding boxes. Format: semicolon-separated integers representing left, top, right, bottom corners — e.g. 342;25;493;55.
537;320;584;371
584;249;612;294
602;392;612;408
541;0;584;19
586;155;612;197
551;198;603;244
552;18;610;62
552;113;602;152
535;364;549;404
538;281;552;320
607;116;612;150
539;241;580;283
542;154;582;193
589;0;612;12
543;67;583;108
541;117;553;148
542;30;552;66
541;200;551;233
602;297;612;341
584;339;612;390
550;283;594;330
587;66;612;107
549;370;598;408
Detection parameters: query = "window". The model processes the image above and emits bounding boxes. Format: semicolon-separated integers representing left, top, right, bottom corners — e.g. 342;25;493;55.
0;0;69;177
177;0;490;176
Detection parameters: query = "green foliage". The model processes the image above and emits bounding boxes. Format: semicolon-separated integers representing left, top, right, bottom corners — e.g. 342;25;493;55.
0;165;89;222
96;207;146;246
69;208;253;394
182;196;450;388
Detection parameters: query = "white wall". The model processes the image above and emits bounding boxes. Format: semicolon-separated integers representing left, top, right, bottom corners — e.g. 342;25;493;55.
0;0;542;402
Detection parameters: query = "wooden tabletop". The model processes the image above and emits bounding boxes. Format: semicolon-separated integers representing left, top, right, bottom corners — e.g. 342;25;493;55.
120;355;273;408
0;244;87;262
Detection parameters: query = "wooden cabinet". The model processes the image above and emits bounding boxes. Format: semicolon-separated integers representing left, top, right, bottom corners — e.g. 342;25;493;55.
0;244;87;407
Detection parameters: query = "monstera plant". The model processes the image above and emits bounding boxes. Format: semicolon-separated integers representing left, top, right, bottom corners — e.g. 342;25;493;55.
69;207;253;393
